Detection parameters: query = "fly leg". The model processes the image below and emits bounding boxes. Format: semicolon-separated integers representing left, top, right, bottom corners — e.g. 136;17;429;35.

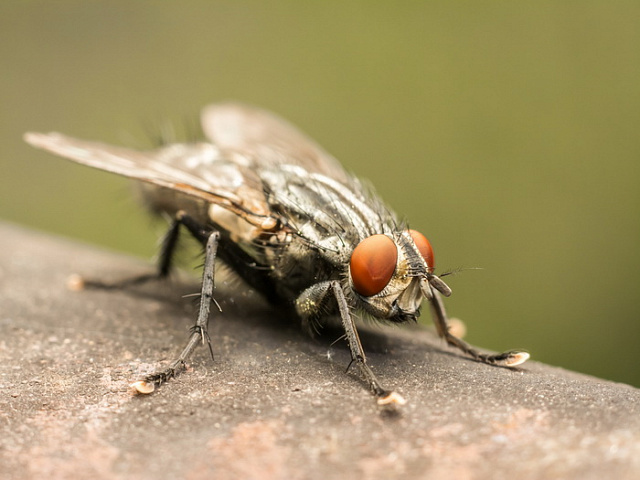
81;214;185;290
296;281;406;406
428;289;529;367
131;211;220;393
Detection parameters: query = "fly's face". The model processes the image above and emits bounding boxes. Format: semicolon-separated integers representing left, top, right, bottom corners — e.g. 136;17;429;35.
349;229;451;322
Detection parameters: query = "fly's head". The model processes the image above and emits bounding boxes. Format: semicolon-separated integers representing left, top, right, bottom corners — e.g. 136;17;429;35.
348;230;451;323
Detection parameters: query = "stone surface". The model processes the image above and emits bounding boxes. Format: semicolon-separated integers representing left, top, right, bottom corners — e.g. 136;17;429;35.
1;222;639;480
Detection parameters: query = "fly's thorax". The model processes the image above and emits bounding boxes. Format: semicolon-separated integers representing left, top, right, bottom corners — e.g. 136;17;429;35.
348;230;434;322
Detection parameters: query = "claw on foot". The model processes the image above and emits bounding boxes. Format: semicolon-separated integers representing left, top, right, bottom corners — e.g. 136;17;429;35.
489;350;530;367
66;274;85;291
131;380;155;395
504;351;530;367
376;391;406;407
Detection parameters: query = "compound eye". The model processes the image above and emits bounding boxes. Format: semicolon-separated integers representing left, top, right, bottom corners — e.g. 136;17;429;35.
409;229;435;273
350;235;398;296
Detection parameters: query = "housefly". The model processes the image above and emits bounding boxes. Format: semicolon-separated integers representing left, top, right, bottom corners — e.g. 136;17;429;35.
24;103;529;406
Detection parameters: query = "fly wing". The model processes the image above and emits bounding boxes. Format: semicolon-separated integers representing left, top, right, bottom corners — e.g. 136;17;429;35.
23;132;275;226
201;103;350;183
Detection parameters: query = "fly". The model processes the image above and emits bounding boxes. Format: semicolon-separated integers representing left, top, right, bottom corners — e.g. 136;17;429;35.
24;103;529;406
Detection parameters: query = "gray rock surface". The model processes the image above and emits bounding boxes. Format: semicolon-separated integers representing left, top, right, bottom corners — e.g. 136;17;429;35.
1;222;639;480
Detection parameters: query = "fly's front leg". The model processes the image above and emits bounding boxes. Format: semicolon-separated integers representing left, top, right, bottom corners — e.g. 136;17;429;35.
132;213;220;394
428;289;529;367
296;281;406;406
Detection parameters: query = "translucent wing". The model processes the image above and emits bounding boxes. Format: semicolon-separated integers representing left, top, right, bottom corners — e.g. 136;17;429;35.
201;103;350;183
23;132;275;227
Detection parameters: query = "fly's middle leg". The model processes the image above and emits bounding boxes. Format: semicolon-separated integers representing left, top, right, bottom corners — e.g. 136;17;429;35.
296;281;406;407
129;212;220;393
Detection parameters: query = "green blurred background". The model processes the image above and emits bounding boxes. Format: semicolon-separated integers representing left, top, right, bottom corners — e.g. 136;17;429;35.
2;2;639;387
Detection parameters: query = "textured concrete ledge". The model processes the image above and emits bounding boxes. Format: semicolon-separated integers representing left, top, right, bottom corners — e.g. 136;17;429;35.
1;221;639;480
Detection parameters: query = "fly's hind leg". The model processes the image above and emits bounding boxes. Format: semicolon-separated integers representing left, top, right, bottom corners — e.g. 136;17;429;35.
428;289;529;367
296;281;406;407
80;213;185;290
129;211;220;393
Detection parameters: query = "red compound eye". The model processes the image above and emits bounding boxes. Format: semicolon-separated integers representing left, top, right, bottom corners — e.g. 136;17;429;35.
350;235;397;296
409;229;435;273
